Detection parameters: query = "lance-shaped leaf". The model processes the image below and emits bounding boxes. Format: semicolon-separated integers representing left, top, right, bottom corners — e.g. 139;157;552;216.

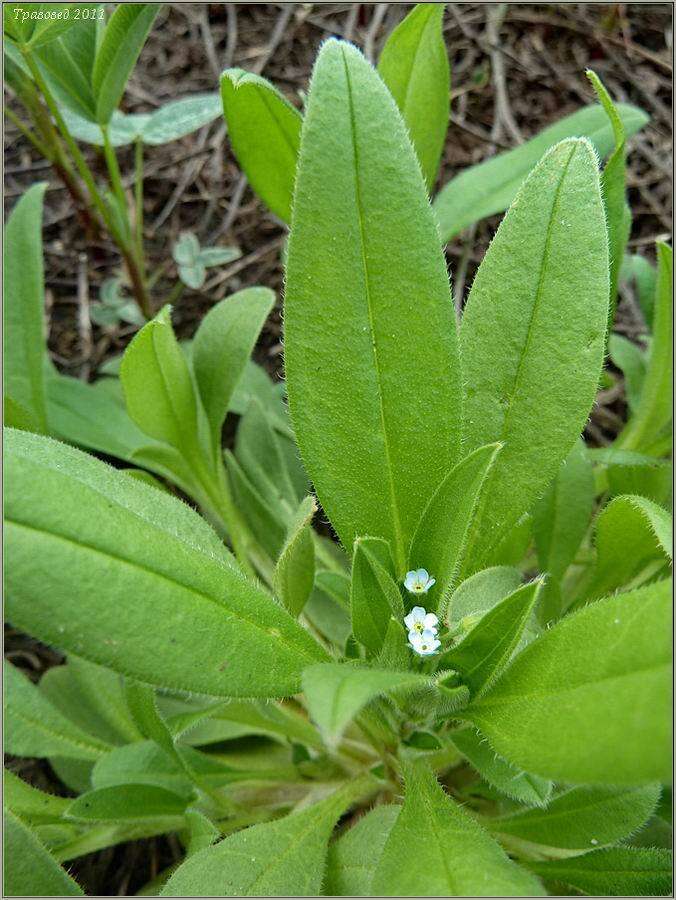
377;3;450;189
579;494;672;602
285;39;462;571
192;287;274;451
452;728;552;807
464;579;672;784
220;69;301;223
351;536;404;655
371;761;544;896
4;661;111;761
434;101;648;242
490;783;660;852
5;429;325;698
618;242;673;451
121;305;203;461
4;770;71;828
443;580;542;697
409;443;501;611
4;809;84;897
325;804;400;896
67;784;187;822
525;847;672;897
608;333;646;412
4;183;48;434
91;3;159;124
444;565;522;628
273;496;316;617
587;70;629;319
621;252;657;326
302;663;428;747
459;139;609;572
161;779;373;896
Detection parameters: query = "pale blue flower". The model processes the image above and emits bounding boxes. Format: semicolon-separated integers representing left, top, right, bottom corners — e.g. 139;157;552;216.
408;628;441;656
404;568;436;595
404;605;438;636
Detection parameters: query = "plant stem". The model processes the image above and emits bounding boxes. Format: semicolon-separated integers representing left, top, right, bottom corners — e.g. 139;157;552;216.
134;137;145;274
5;106;51;157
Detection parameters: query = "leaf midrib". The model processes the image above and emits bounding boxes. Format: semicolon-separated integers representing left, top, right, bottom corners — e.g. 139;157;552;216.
341;49;406;570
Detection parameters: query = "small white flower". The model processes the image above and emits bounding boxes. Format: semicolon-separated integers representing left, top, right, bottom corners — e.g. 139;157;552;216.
404;568;436;595
408;628;441;656
404;605;439;636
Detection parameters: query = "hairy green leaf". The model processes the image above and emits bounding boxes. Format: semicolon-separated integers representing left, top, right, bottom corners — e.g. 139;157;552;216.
351;536;404;655
580;494;672;601
621;252;657;325
452;728;552;807
274;496;316;617
5;429;325;698
220;68;301;222
4;770;71;824
302;663;427;747
465;580;672;783
4;809;83;896
67;784;187;822
409;444;501;610
460;139;609;571
434;101;648;241
4;661;111;761
377;3;450;189
4;183;48;434
325;804;400;896
608;333;646;412
371;761;544;896
192;287;274;452
443;580;542;697
491;783;660;852
285;39;461;571
444;566;522;628
526;847;672;896
161;780;371;896
618;243;672;451
91;3;159;123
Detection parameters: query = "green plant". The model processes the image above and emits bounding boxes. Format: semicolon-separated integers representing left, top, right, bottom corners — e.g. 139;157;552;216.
4;6;672;898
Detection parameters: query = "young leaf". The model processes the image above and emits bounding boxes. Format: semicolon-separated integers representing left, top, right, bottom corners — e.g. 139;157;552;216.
4;809;84;897
608;333;646;412
161;779;372;897
587;70;629;318
141;93;222;145
434;101;648;242
621;252;657;326
444;565;522;627
579;494;672;602
66;784;187;822
377;3;450;189
4;769;71;824
302;663;428;747
225;449;287;559
4;183;49;434
120;305;201;458
491;783;660;851
460;139;609;571
325;804;400;896
184;809;220;856
443;580;542;697
464;579;672;784
525;847;672;897
4;661;111;761
235;398;298;510
452;728;552;807
371;761;544;896
273;496;316;617
618;243;673;451
192;287;275;451
5;429;326;698
285;39;462;571
220;69;301;223
91;3;159;124
409;443;501;610
64;656;142;744
351;536;405;655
